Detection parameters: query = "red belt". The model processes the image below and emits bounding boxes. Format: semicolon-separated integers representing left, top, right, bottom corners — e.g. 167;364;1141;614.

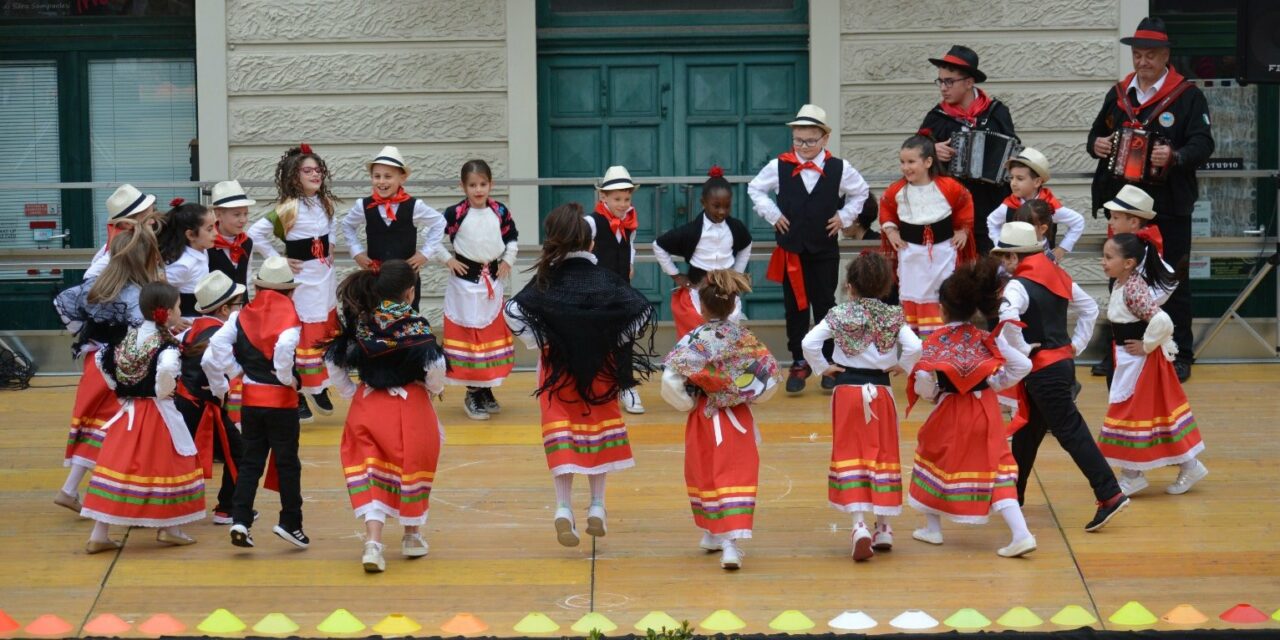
241;383;298;409
1030;344;1074;372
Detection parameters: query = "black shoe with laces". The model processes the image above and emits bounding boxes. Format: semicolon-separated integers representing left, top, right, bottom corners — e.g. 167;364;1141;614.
273;524;310;548
310;389;334;416
297;394;314;424
480;387;501;414
820;374;837;391
1173;360;1191;383
785;360;811;394
1085;494;1130;532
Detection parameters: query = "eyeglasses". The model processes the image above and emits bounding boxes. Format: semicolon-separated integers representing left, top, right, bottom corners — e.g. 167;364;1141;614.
934;77;969;88
793;137;825;149
299;166;326;175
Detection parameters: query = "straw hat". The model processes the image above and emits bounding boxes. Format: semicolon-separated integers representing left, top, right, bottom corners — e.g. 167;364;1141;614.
106;184;156;220
366;145;411;176
1006;147;1051;182
194;271;247;313
209;180;256;209
1103;185;1157;220
253;256;299;290
786;104;831;133
993;221;1043;253
599;165;636;191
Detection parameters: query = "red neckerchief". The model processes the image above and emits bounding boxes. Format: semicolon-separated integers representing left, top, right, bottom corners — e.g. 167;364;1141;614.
106;223;123;245
1115;66;1188;126
939;88;993;127
594;200;637;236
237;289;301;359
779;149;832;177
370;187;411;222
213;230;249;264
1002;187;1063;212
905;321;1019;416
1013;252;1074;300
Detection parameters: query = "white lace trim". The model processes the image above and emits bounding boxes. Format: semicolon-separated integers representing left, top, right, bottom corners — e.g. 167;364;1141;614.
549;459;635;477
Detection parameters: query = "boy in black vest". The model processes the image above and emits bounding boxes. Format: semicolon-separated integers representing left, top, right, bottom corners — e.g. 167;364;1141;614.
587;165;646;414
992;222;1129;532
208;180;256;291
341;146;449;310
748;104;870;393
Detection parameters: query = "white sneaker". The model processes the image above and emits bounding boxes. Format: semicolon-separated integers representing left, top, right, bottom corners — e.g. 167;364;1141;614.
699;532;722;553
872;525;894;551
997;535;1037;558
1118;472;1149;496
621;388;645;414
586;504;607;537
554;507;579;547
402;533;428;558
1166;460;1208;495
720;539;743;570
912;527;943;545
362;541;385;573
852;525;874;561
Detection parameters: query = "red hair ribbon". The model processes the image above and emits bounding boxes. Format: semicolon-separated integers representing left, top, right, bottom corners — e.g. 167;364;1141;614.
368;260;382;275
169;197;185;208
1136;226;1159;245
152;307;169;325
918;127;934;140
708;165;724;178
299;143;313;155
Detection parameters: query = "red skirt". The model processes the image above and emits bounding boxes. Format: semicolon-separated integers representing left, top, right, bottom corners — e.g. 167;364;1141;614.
539;367;633;476
81;399;206;527
341;384;442;525
908;390;1018;524
1100;351;1204;471
65;356;119;469
444;314;515;387
685;397;758;539
297;309;339;392
671;287;704;339
829;384;902;515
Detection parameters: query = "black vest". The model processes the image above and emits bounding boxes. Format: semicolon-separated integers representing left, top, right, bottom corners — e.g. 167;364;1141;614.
1015;277;1070;353
179;294;199;318
363;198;417;261
591;211;632;280
207;237;254;288
776;158;846;256
179;323;222;403
232;320;282;386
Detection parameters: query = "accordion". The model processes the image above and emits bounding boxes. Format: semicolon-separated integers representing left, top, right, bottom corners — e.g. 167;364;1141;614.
1107;126;1169;184
948;130;1022;184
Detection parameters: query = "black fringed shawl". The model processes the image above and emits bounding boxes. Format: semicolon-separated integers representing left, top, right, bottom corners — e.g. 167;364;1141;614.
323;307;443;390
508;257;656;406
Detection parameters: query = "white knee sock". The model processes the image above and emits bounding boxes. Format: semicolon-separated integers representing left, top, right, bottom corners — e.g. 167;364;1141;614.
925;513;942;534
588;473;606;507
1000;505;1032;543
1178;459;1199;472
62;465;89;496
875;515;890;530
89;521;111;542
852;512;866;527
1122;468;1144;478
553;474;573;509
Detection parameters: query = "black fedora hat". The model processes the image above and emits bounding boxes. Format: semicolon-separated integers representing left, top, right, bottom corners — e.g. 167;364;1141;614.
928;45;987;83
1120;16;1172;48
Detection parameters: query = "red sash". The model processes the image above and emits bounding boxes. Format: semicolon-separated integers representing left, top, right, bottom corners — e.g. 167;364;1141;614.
766;247;807;311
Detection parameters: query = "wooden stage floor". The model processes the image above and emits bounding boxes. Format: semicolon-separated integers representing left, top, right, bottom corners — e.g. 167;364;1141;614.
2;365;1278;636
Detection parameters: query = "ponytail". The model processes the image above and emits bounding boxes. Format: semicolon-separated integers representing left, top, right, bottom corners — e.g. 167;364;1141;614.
1110;232;1178;292
530;202;591;291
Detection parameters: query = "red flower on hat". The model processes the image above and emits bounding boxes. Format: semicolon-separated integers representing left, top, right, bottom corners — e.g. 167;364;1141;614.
169;197;185;208
299;143;313;155
708;165;724;178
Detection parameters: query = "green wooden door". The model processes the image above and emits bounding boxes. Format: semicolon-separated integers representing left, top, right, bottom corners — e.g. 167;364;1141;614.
539;52;808;320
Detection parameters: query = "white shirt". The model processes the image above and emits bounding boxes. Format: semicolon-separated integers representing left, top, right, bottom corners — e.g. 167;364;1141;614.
165;246;209;296
453;206;517;265
986;198;1086;253
583;211;638;268
201;309;303;398
341;197;450;262
1127;67;1170;105
652;214;752;276
801;320;922;379
247;197;337;323
747;150;870;228
999;279;1099;357
84;244;110;280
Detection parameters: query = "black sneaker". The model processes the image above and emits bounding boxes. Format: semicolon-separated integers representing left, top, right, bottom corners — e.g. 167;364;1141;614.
1090;351;1112;377
785;360;811;394
1084;494;1130;532
480;387;501;414
229;523;254;547
463;390;490;421
310;389;334;416
1173;360;1191;383
297;394;314;425
272;524;310;548
820;374;837;392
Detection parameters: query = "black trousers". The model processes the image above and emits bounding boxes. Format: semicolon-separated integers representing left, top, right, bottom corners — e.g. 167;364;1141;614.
1152;214;1193;361
233;404;303;529
782;251;839;362
174;395;244;512
1011;359;1120;504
